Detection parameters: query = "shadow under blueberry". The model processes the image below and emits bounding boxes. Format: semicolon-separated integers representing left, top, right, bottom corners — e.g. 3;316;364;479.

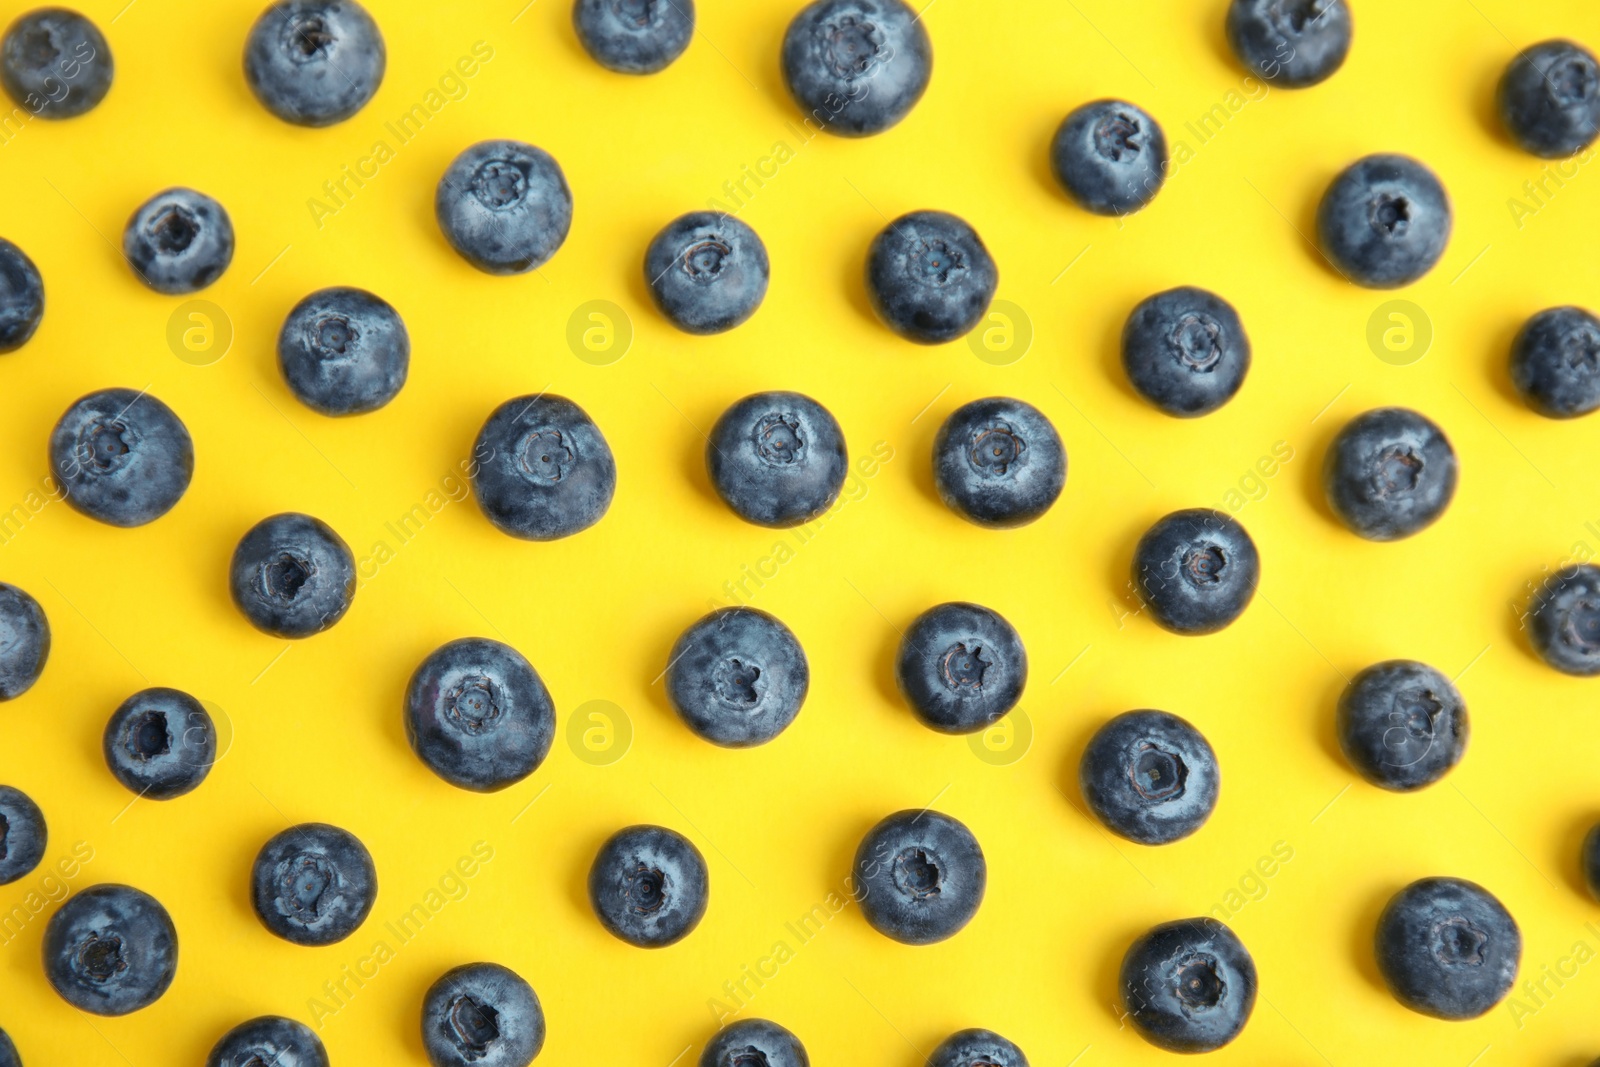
1558;808;1600;902
1056;710;1112;823
905;401;944;512
395;959;440;1062
826;811;879;934
565;824;623;930
1098;295;1149;407
872;618;906;722
1312;668;1352;777
678;411;723;510
1294;166;1348;286
841;227;880;332
1198;0;1237;74
1497;571;1544;668
1349;881;1398;994
1482;311;1531;410
1295;414;1345;530
1470;55;1519;153
1028;111;1069;207
637;606;703;733
1093;921;1150;1028
1100;510;1154;632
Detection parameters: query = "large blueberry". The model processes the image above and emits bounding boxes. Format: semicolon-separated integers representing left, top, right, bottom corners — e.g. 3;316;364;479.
588;824;708;948
206;1016;329;1067
701;1019;808;1067
1527;563;1600;676
1051;99;1168;217
0;582;49;700
573;0;693;74
1122;287;1251;417
1225;0;1352;88
707;391;846;528
405;637;556;792
278;286;409;415
0;8;113;118
1323;407;1456;541
0;237;44;352
471;394;616;540
244;0;385;126
49;387;193;527
1498;39;1600;158
933;397;1066;529
667;608;807;747
780;0;931;137
1338;660;1467;792
421;962;545;1067
437;141;573;275
1375;877;1520;1019
102;688;216;800
926;1028;1026;1067
1509;306;1600;419
230;513;356;638
866;211;997;344
250;822;377;946
1583;822;1600;901
1120;917;1256;1052
645;212;769;334
854;809;984;945
1316;154;1451;288
1132;509;1258;635
123;188;234;294
0;784;46;885
896;602;1026;735
1080;710;1219;845
43;883;177;1015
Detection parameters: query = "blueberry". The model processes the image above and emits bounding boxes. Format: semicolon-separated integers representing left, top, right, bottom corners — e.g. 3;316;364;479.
1527;563;1600;676
0;784;47;885
1121;287;1251;417
701;1018;808;1067
780;0;931;138
471;394;616;540
0;237;44;353
277;286;409;415
866;211;997;344
1583;822;1600;901
1316;154;1451;288
49;387;193;527
1132;509;1258;635
1509;306;1600;419
0;1028;16;1067
933;397;1066;529
102;688;216;800
1375;877;1521;1019
707;392;846;528
436;141;573;275
573;0;693;74
206;1016;328;1067
1337;660;1467;792
1079;710;1220;845
1225;0;1352;88
244;0;385;127
1120;917;1256;1053
42;883;177;1015
1051;99;1168;217
229;513;356;638
250;822;377;946
926;1028;1027;1067
0;583;49;700
405;637;556;792
644;212;769;334
0;8;113;119
895;602;1026;735
1322;407;1456;541
853;808;985;945
421;962;545;1067
123;188;234;294
666;608;807;747
1497;39;1600;158
588;824;708;948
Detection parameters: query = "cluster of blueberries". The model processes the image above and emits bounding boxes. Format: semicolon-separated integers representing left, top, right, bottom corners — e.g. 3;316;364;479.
4;0;1600;1064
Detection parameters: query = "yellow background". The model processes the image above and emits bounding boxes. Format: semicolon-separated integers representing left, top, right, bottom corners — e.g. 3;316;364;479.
2;0;1599;1062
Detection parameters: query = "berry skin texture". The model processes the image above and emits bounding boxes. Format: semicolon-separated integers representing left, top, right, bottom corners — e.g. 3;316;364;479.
1375;877;1521;1020
0;8;113;119
1323;407;1457;541
645;211;769;334
123;187;235;294
250;822;377;946
1051;99;1168;217
853;809;986;945
1509;306;1600;419
436;140;573;275
230;513;356;638
1080;710;1220;845
780;0;932;138
206;1016;329;1067
0;784;47;885
933;397;1066;529
1497;39;1600;158
707;391;847;528
666;608;809;748
1316;154;1452;288
49;387;194;527
0;237;44;353
1337;660;1468;792
1583;823;1600;901
1132;508;1259;635
0;582;50;701
866;211;998;344
277;287;409;416
244;0;385;127
1527;564;1600;676
1120;917;1257;1053
43;883;177;1015
421;962;545;1067
471;394;617;540
405;637;556;792
102;688;216;800
896;602;1026;735
588;825;709;948
700;1018;809;1067
573;0;693;75
926;1028;1028;1067
0;1029;16;1067
1225;0;1352;89
1122;287;1252;417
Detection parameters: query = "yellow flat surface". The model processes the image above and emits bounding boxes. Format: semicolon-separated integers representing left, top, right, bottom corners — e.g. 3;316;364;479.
3;0;1600;1062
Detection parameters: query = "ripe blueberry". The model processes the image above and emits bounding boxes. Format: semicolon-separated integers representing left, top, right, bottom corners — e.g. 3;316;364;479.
780;0;931;138
0;8;113;118
0;237;44;353
1583;822;1600;901
1051;99;1168;217
1323;407;1456;541
1122;287;1251;417
853;808;985;945
1225;0;1352;88
1509;306;1600;418
1527;563;1600;676
278;286;408;415
645;212;769;334
1337;660;1467;791
230;512;356;638
588;824;708;948
123;188;234;294
250;822;377;946
666;608;808;748
707;391;846;528
437;141;573;275
244;0;385;126
896;602;1026;735
1497;39;1600;158
206;1016;328;1067
102;688;216;800
1375;877;1520;1019
49;387;193;527
421;961;545;1067
1120;917;1256;1052
472;394;616;540
43;883;177;1015
405;637;556;792
0;784;46;885
1132;508;1259;635
867;210;997;344
1080;710;1220;845
573;0;693;74
926;1028;1027;1067
700;1018;808;1067
0;1028;15;1067
933;397;1066;529
1316;154;1451;288
0;582;49;700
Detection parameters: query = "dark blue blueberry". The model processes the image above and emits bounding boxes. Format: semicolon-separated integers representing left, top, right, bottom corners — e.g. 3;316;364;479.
102;688;216;800
471;394;616;540
229;512;356;638
122;188;234;294
206;1016;328;1067
780;0;931;138
1583;822;1600;901
0;8;113;119
588;824;708;948
1498;39;1600;158
1132;509;1258;635
244;0;385;127
0;583;49;700
1122;287;1251;417
1509;306;1600;419
1338;660;1467;792
277;286;409;416
0;1028;16;1067
1120;917;1256;1053
926;1028;1026;1067
1375;877;1520;1020
0;784;46;885
867;210;997;344
1225;0;1352;88
707;391;846;528
251;822;377;946
405;637;556;792
933;397;1065;529
854;809;984;945
421;962;544;1067
437;141;573;275
1323;407;1456;541
43;883;177;1015
645;212;769;334
701;1019;808;1067
1316;155;1451;288
0;237;44;353
1527;564;1600;676
573;0;693;74
49;387;193;527
896;602;1026;735
1051;99;1168;217
1080;710;1219;845
666;608;808;748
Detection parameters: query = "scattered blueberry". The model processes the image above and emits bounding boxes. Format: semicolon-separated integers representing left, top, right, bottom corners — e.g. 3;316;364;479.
0;237;44;353
853;808;985;945
933;397;1066;528
780;0;932;137
405;637;556;792
123;187;234;294
573;0;693;74
0;8;113;119
0;582;49;700
895;602;1026;735
1323;407;1456;541
1079;710;1220;845
49;387;194;527
250;822;377;946
866;210;997;344
1050;99;1168;217
1225;0;1352;88
1509;306;1600;419
206;1016;329;1067
1316;154;1451;288
707;391;846;528
244;0;385;126
1121;287;1251;417
1497;39;1600;158
1132;508;1259;635
0;1028;16;1067
588;824;708;948
666;608;808;747
421;962;545;1067
471;394;616;540
229;512;356;638
1120;917;1256;1053
1583;822;1600;901
1375;877;1521;1020
436;141;573;275
277;286;409;416
701;1019;808;1067
1527;563;1600;676
102;688;216;800
644;211;769;334
0;784;47;885
43;883;177;1015
1337;660;1467;792
926;1028;1027;1067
